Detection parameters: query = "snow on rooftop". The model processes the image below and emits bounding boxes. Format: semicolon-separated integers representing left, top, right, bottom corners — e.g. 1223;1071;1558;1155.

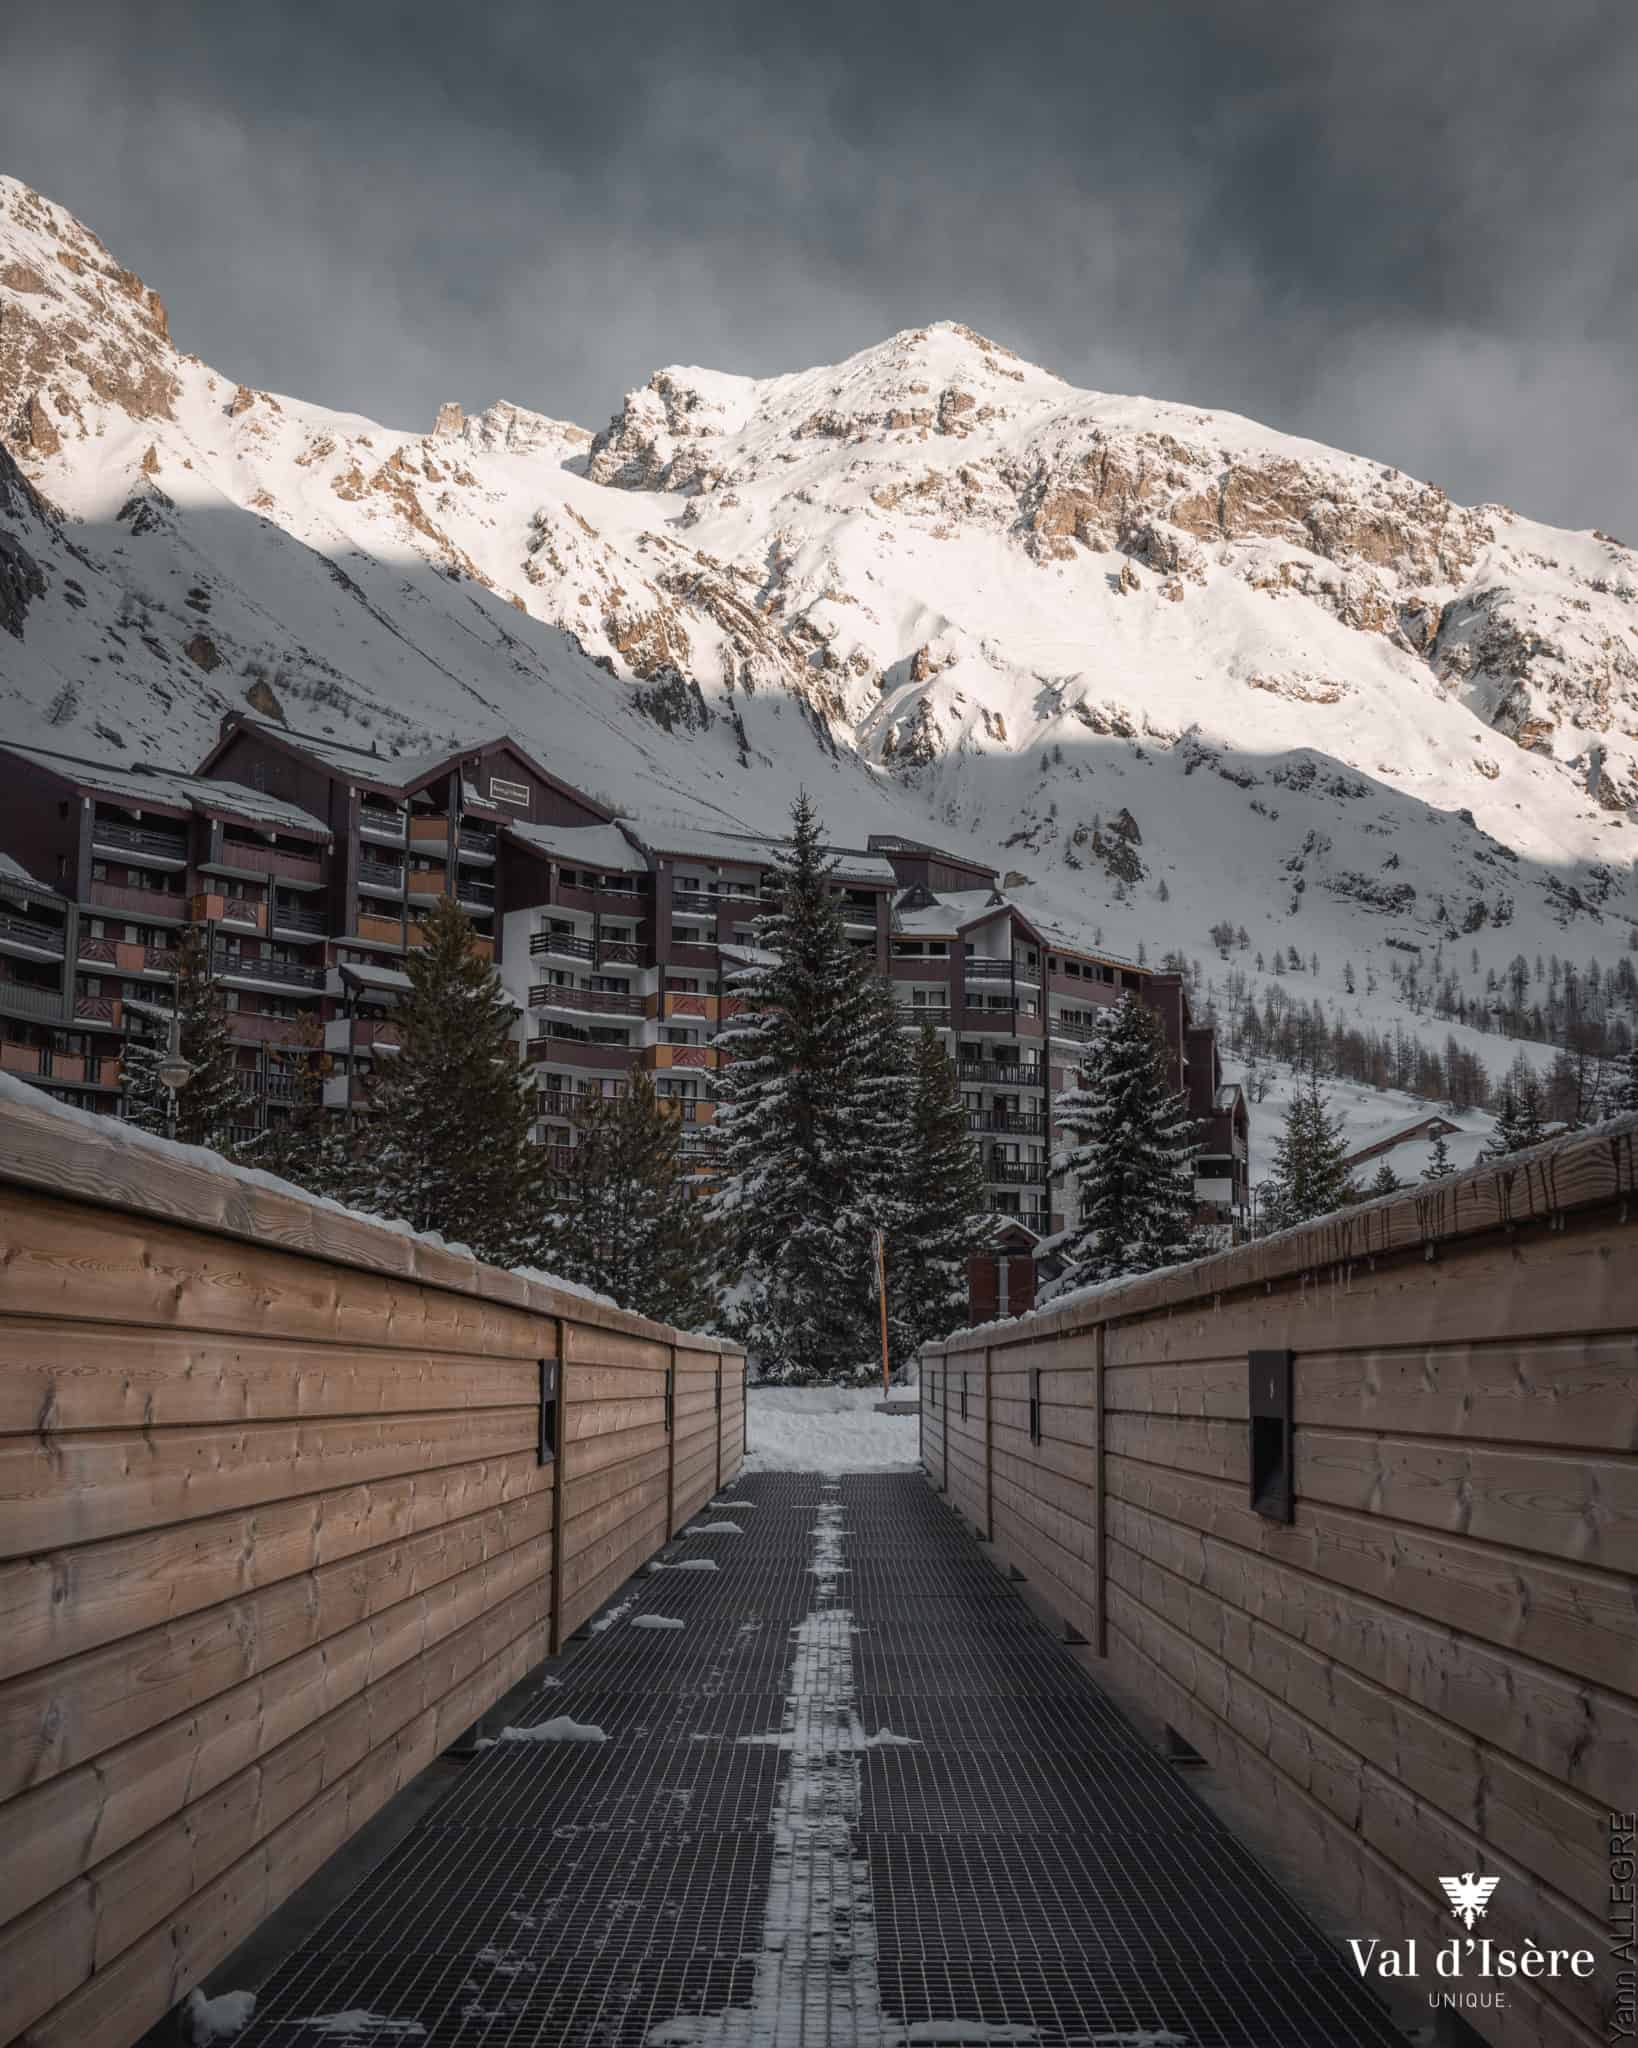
234;715;502;793
625;821;897;884
0;849;56;896
507;819;648;873
0;740;331;835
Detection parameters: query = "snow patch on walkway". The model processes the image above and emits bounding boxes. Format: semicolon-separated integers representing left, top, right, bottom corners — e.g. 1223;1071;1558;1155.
475;1715;607;1747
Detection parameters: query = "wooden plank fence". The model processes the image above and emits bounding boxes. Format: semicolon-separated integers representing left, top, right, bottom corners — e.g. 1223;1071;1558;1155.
0;1082;744;2048
922;1115;1638;2048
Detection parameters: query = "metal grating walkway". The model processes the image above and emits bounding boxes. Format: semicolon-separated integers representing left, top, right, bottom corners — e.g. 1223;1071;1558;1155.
233;1472;1407;2046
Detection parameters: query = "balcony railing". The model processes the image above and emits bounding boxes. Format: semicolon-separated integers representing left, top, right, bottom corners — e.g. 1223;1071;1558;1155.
212;952;327;990
272;904;327;936
525;1036;637;1070
212;841;325;884
970;1111;1045;1136
530;985;644;1017
73;995;121;1026
458;826;497;859
896;1002;952;1022
1051;1018;1098;1045
542;1144;575;1174
671;890;721;916
597;939;645;967
985;1160;1049;1186
357;858;405;893
91;821;189;864
221;897;263;926
358;808;406;842
0;979;65;1021
0;912;66;957
455;874;496;907
956;1060;1043;1086
89;881;188;918
530;930;594;961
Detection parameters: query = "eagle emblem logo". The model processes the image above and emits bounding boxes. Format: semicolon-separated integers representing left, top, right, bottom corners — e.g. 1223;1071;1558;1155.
1440;1872;1501;1930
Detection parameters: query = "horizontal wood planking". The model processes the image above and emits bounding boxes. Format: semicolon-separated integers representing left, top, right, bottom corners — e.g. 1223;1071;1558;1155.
0;1092;744;2048
925;1114;1636;2048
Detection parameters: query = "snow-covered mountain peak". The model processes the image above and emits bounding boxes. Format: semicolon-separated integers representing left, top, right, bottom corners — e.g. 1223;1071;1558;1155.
1;176;1635;1093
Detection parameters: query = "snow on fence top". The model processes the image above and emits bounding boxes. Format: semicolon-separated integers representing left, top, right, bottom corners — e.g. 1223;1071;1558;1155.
939;1108;1638;1348
0;1071;737;1346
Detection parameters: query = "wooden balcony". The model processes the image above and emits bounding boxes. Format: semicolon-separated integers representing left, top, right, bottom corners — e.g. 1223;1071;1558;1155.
0;980;65;1023
530;986;644;1018
88;880;188;920
408;815;451;845
645;1044;717;1071
209;842;325;885
356;913;405;946
530;930;594;961
73;995;123;1028
0;1041;42;1075
650;991;719;1022
90;820;189;865
525;1036;637;1072
0;912;67;959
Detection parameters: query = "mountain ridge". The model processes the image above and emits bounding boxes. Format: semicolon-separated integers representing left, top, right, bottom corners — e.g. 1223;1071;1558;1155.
2;171;1634;1136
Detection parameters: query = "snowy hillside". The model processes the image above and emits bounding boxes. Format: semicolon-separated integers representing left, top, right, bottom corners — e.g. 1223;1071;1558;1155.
2;173;1635;1105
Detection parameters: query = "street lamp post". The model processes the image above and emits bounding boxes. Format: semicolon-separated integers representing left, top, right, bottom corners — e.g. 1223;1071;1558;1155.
156;963;193;1140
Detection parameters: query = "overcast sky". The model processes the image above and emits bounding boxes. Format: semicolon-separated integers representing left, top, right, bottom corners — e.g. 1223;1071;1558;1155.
4;0;1635;533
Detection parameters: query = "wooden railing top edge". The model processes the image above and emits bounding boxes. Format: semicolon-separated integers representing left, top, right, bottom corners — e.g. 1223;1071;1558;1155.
0;1076;741;1356
928;1110;1638;1359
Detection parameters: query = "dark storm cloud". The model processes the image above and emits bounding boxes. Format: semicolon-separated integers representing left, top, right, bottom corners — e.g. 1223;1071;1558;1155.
4;0;1635;530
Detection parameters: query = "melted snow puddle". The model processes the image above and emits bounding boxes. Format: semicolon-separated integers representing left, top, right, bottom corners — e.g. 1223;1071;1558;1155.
650;1481;917;2046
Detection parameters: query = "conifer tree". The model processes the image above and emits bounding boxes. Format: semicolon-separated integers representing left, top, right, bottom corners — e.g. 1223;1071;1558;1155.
893;1019;986;1354
121;923;246;1150
542;1073;719;1327
260;1009;348;1197
1263;1074;1355;1229
1421;1132;1456;1181
1050;993;1199;1290
360;896;536;1264
708;792;902;1381
1614;1043;1638;1116
1364;1157;1405;1199
1480;1073;1550;1158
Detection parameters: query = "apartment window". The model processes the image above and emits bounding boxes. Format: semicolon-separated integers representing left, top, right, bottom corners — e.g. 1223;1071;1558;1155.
663;1027;697;1046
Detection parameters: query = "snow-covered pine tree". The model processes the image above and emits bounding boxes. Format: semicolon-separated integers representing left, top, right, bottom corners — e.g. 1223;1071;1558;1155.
1421;1132;1456;1181
1364;1157;1405;1198
360;896;536;1264
893;1019;987;1356
1263;1074;1355;1229
1049;992;1199;1291
118;997;178;1136
708;792;900;1382
1614;1043;1638;1116
541;1072;719;1328
1480;1071;1550;1158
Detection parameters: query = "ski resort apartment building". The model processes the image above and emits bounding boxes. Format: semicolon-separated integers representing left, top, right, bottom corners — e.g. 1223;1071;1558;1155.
0;718;1248;1279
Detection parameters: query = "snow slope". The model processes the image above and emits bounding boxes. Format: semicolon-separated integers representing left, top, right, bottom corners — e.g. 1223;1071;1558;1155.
2;174;1634;1095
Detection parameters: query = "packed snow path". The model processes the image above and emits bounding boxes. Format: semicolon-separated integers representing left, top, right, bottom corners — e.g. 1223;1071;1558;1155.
230;1474;1405;2047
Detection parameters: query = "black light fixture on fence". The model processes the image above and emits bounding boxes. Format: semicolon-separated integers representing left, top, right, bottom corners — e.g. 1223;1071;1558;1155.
1028;1367;1042;1445
538;1356;558;1464
1249;1349;1294;1522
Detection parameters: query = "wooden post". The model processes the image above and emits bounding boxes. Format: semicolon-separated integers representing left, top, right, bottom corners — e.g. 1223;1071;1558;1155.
665;1341;678;1536
876;1230;890;1396
983;1343;993;1541
548;1317;569;1655
1092;1321;1107;1656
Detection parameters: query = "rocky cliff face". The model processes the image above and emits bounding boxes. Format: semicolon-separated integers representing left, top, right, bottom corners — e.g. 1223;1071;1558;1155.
0;174;1633;1015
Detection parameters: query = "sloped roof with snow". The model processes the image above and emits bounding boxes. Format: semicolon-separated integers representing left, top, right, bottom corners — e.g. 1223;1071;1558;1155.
507;820;649;873
0;741;330;835
228;715;489;793
0;850;59;898
625;821;897;884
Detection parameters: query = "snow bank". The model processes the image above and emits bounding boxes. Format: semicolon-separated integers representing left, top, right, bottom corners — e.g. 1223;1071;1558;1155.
630;1615;685;1630
648;1557;720;1572
684;1520;746;1536
745;1387;919;1473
